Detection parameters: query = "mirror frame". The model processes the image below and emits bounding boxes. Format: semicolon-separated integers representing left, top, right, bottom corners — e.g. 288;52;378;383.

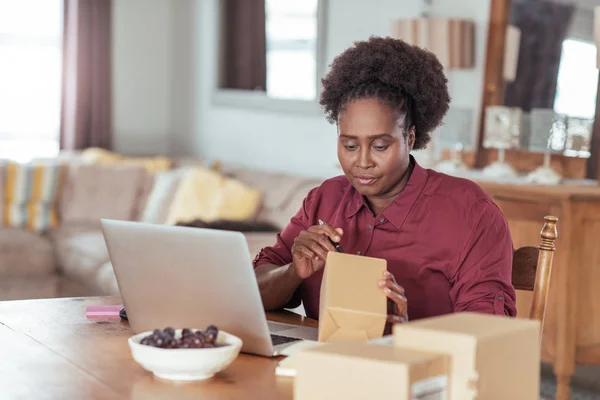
211;0;328;115
475;0;600;180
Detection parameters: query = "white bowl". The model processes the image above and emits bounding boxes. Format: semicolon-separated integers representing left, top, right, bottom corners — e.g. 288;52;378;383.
128;329;243;381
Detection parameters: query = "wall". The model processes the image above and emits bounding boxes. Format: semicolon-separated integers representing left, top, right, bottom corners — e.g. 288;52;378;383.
113;0;491;177
191;0;423;178
432;0;491;153
189;0;491;177
112;0;174;155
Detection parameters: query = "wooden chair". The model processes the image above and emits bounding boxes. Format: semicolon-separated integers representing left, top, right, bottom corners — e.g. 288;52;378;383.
511;215;558;400
512;215;558;332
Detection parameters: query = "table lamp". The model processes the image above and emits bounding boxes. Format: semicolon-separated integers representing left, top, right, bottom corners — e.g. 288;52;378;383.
481;106;521;179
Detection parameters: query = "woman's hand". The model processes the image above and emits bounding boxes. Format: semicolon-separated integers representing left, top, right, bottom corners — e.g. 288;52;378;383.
290;223;343;280
378;271;408;324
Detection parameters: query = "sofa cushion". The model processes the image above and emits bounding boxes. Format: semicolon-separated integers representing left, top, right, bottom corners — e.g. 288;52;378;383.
59;164;148;224
0;161;4;227
49;224;110;286
132;171;156;222
257;180;321;230
96;261;120;295
2;161;68;232
140;168;187;224
0;227;55;276
0;275;62;301
221;166;323;230
223;166;318;212
166;167;262;225
80;147;173;174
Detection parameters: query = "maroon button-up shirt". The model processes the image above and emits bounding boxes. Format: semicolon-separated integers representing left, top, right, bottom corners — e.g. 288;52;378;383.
253;159;517;322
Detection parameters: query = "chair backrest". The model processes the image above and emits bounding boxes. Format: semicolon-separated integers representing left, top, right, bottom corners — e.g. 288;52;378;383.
512;215;558;330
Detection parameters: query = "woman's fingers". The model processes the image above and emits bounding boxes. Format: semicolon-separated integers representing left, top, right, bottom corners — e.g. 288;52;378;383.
292;223;344;264
301;230;336;253
383;271;405;294
292;244;318;261
378;272;408;322
383;286;408;311
308;223;343;242
378;277;406;298
295;234;330;260
387;314;408;324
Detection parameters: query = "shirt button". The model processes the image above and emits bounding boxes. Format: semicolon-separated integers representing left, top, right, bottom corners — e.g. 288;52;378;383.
368;224;373;229
356;251;361;255
498;295;504;301
379;217;385;223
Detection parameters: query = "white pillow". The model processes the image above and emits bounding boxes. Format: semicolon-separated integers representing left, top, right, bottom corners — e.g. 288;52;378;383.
140;168;188;224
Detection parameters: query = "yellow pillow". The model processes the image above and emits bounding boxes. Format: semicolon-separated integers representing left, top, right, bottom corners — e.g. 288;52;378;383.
81;147;172;174
165;167;262;225
80;147;119;163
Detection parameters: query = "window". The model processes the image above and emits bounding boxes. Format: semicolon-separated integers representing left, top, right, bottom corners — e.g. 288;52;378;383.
552;38;597;156
0;0;63;162
554;39;598;119
265;0;318;100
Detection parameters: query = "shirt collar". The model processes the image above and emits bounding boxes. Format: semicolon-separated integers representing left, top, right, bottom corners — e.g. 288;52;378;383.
345;155;429;230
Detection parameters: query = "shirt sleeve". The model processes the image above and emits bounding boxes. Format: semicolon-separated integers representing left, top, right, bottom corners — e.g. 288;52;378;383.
252;188;316;269
449;199;517;317
252;189;317;310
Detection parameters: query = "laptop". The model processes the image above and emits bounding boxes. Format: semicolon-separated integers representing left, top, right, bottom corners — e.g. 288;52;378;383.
100;219;318;357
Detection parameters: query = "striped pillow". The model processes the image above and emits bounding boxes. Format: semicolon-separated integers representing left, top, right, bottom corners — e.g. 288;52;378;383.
2;161;67;232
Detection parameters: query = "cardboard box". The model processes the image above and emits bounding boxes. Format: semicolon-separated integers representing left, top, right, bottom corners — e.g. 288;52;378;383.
393;312;541;400
318;252;387;342
295;342;450;400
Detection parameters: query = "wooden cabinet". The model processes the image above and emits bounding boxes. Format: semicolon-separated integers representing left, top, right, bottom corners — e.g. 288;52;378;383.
476;180;600;397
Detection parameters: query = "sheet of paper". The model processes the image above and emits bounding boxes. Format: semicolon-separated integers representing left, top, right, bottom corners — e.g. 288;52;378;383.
279;340;323;357
275;335;394;378
365;334;394;346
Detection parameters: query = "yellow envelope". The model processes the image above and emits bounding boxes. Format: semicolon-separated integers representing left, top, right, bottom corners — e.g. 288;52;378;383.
318;252;387;342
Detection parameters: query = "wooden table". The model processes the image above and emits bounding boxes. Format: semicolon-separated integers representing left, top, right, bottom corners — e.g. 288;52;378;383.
0;296;317;399
475;180;600;400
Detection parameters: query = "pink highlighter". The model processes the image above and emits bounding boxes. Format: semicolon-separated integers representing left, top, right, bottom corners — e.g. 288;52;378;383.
85;305;124;319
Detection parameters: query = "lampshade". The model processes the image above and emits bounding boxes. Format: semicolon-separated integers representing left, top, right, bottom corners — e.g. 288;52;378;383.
595;7;600;68
390;17;475;70
503;25;521;82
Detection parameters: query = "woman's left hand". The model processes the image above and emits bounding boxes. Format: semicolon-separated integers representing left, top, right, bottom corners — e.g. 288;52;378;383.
378;271;408;324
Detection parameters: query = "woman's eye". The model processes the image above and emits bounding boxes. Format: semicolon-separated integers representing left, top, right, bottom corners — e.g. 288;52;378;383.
344;145;358;151
374;145;388;151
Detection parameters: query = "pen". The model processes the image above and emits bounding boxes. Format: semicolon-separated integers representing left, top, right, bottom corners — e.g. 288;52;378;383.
318;219;344;253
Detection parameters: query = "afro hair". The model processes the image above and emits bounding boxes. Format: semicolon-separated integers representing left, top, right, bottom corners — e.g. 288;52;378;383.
319;36;451;150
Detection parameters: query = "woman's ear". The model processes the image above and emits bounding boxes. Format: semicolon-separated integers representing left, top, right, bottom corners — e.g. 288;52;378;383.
408;126;416;151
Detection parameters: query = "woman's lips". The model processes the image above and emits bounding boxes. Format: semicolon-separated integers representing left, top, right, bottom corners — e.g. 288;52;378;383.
353;175;379;186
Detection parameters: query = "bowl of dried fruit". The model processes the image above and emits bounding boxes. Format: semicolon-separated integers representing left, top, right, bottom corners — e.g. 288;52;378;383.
128;325;242;381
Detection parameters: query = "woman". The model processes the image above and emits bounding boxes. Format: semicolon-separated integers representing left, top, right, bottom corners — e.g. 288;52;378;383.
253;36;516;327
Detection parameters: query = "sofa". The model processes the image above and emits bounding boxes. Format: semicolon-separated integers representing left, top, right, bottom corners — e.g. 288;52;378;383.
0;150;324;302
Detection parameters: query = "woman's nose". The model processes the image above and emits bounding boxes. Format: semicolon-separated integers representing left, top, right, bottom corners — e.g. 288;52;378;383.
356;148;375;169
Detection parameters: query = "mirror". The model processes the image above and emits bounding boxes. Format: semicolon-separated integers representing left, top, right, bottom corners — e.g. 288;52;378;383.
491;0;598;158
216;0;324;105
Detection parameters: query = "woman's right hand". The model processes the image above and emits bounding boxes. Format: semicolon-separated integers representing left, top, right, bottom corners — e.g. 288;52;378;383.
290;223;343;280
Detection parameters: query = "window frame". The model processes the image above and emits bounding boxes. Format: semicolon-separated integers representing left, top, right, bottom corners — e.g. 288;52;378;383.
211;0;328;116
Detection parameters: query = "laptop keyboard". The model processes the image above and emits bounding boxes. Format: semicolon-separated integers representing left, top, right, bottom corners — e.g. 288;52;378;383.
271;334;302;346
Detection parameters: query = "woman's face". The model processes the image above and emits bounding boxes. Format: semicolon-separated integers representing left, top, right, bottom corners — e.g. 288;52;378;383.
337;98;415;200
